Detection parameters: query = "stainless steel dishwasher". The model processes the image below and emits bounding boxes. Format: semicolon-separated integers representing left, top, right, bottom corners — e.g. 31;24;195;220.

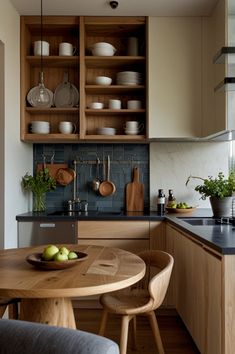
18;221;77;247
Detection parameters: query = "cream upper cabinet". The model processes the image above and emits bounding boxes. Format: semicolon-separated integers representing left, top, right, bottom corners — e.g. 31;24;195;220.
148;17;202;139
202;0;227;137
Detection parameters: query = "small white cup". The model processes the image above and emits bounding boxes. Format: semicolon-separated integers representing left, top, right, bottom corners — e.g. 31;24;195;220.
124;121;144;134
127;100;142;109
125;121;139;130
109;99;121;109
59;121;76;134
34;41;50;56
59;42;76;56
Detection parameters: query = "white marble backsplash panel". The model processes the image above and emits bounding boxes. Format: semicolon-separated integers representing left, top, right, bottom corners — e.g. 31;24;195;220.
150;142;230;210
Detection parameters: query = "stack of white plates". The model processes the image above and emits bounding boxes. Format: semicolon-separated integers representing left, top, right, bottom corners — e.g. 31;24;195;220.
116;71;141;85
97;127;116;135
31;121;50;134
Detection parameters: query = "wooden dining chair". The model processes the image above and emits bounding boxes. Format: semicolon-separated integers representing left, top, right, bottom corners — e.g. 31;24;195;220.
0;298;19;319
99;250;174;354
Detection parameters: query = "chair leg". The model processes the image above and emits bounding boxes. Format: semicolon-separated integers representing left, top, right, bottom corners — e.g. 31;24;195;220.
120;315;131;354
130;315;137;350
147;311;165;354
99;309;109;336
0;305;7;318
8;302;19;320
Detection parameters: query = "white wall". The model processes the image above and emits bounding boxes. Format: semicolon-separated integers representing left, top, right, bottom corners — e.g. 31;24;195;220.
150;142;230;210
0;0;32;248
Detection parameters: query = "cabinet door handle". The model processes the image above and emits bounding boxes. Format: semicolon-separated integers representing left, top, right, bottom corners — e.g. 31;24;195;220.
39;223;56;228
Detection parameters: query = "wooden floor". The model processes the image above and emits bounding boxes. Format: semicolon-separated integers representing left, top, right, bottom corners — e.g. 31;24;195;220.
74;308;200;354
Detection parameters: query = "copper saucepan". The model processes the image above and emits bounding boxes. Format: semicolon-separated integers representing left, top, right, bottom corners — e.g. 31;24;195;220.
99;155;116;196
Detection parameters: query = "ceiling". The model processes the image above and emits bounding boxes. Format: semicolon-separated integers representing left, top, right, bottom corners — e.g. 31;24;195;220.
10;0;219;17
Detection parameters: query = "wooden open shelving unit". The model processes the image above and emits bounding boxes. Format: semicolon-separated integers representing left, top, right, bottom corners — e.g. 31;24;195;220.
20;16;148;143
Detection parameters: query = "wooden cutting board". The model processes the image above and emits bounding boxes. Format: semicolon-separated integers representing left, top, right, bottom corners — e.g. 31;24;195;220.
126;166;144;212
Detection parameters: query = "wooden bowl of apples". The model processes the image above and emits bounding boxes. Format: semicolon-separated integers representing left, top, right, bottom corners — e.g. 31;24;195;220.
26;245;88;270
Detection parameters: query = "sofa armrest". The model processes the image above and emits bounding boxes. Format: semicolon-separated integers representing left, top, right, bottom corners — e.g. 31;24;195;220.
0;319;119;354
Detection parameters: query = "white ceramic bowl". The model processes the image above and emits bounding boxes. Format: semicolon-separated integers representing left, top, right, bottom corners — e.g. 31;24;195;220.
97;127;116;135
95;76;112;86
31;121;50;133
125;129;138;135
127;100;142;109
31;121;49;126
88;102;104;109
90;42;116;56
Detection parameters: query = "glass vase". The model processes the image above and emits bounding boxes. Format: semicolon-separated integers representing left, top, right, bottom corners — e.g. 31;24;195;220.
33;192;46;212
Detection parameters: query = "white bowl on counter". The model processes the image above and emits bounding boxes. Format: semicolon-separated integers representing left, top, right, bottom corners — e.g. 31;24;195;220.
88;102;104;109
90;42;116;56
97;127;116;135
95;76;112;86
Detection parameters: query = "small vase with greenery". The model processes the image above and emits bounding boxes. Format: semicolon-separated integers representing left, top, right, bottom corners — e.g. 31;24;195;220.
186;172;235;217
22;168;56;212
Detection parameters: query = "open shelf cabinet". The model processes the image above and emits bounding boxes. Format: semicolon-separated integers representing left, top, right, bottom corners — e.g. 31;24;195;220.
20;16;148;143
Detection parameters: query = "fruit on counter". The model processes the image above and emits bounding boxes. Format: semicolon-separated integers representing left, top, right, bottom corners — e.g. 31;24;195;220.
41;245;78;262
167;201;177;208
42;245;59;261
68;251;78;260
59;246;70;256
176;202;191;209
54;250;70;262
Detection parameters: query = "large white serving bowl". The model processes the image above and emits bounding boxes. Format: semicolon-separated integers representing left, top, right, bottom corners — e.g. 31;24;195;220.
90;42;116;56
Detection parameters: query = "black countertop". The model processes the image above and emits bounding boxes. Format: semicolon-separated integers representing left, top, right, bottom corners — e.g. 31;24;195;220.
16;209;235;255
165;209;235;255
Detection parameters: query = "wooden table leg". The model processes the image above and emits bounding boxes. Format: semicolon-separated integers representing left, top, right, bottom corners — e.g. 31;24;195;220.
20;298;76;329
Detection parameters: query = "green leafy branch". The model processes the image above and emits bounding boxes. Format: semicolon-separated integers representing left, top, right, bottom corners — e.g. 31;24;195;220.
22;168;56;195
186;172;235;200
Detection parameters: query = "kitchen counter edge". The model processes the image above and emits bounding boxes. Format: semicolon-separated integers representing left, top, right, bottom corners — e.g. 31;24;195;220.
16;209;235;255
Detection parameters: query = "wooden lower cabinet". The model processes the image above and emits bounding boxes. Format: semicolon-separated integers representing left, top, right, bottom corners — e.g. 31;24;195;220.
77;220;150;253
166;223;222;354
75;220;150;308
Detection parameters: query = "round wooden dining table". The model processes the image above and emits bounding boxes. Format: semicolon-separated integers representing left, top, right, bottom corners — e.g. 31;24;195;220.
0;244;146;328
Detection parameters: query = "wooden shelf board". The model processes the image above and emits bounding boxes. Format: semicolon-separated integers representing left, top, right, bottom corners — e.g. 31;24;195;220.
85;85;145;94
85;56;145;68
84;134;146;140
85;109;145;115
26;56;79;67
23;133;79;142
25;107;79;114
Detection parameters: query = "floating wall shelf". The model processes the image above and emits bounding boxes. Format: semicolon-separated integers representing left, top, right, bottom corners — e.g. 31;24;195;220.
213;46;235;64
214;77;235;92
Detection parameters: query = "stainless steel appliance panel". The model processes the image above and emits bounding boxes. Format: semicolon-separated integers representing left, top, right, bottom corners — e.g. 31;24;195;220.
18;221;77;247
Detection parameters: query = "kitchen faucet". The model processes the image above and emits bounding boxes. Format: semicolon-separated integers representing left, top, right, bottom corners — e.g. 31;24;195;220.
67;160;80;211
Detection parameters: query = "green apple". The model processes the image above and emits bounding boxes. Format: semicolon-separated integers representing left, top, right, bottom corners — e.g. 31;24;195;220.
68;251;78;260
53;251;68;262
59;246;70;256
167;201;177;208
42;245;59;261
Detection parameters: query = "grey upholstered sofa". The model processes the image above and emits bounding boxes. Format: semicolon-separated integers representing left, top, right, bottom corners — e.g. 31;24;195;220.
0;319;119;354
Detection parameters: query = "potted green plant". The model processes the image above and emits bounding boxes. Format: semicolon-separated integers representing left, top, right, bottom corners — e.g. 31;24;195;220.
22;168;56;212
186;172;235;217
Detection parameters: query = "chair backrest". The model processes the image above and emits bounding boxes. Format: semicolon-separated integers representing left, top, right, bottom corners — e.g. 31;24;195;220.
138;250;174;310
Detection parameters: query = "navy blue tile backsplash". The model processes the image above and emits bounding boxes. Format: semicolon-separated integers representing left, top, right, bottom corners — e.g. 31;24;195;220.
34;144;149;212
